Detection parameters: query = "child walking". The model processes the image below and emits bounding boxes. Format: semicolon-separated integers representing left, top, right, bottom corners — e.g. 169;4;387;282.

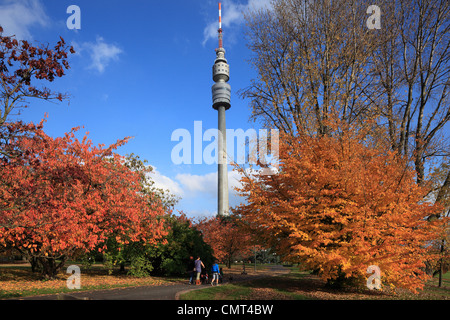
211;260;220;286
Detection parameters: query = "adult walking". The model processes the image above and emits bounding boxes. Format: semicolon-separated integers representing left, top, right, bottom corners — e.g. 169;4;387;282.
194;256;205;285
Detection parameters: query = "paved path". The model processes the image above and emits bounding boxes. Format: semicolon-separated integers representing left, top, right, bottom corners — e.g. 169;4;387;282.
21;283;192;300
18;265;289;300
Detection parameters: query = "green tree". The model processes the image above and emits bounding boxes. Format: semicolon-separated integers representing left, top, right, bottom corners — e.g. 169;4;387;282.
98;153;177;276
98;213;215;277
123;153;180;211
147;213;214;276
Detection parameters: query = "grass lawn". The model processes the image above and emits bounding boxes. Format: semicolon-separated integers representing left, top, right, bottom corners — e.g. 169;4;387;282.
0;263;181;299
180;267;450;300
1;263;449;300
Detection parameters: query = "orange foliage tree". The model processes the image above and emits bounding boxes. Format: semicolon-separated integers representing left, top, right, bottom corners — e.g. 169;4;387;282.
0;122;167;278
234;129;445;293
195;216;253;268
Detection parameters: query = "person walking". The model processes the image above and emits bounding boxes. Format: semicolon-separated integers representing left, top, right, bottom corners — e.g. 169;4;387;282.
211;260;220;286
188;256;195;285
194;256;205;285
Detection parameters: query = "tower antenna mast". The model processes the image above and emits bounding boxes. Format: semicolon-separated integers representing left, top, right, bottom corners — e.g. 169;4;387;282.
218;2;223;48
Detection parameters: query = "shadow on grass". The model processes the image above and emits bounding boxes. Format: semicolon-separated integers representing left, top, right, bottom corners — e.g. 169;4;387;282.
180;271;315;300
180;268;450;300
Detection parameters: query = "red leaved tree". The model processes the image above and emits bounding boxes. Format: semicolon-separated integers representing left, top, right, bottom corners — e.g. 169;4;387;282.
234;129;446;293
0;122;168;278
0;27;74;128
195;215;253;268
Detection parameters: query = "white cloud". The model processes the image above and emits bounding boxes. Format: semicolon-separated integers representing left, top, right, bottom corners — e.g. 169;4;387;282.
0;0;48;40
75;36;123;73
147;165;257;218
148;167;184;197
175;169;246;207
176;172;217;197
202;0;273;46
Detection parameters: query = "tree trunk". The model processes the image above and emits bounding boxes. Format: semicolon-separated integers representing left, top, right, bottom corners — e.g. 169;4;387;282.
438;239;445;287
30;256;40;273
38;256;67;279
429;170;450;221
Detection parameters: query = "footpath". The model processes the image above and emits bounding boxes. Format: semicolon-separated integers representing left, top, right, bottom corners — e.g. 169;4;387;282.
19;265;289;300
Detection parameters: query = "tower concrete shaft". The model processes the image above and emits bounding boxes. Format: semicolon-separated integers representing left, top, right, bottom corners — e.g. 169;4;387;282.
212;2;230;217
217;105;229;217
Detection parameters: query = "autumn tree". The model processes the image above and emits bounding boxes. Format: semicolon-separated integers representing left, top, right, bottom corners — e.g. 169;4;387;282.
242;0;449;194
0;27;74;129
427;161;450;286
367;0;450;188
83;153;178;276
124;153;181;211
234;127;446;293
195;215;254;268
0;123;168;278
241;0;379;137
240;1;449;292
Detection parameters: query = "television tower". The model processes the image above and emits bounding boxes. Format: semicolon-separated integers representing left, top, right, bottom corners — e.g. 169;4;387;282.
212;2;230;217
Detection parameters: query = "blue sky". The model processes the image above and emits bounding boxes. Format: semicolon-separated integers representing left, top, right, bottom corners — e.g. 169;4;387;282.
0;0;272;218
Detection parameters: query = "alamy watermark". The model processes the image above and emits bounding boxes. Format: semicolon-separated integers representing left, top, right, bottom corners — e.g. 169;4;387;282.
366;5;381;30
66;5;81;30
66;265;81;290
171;121;279;175
65;4;380;31
366;265;382;290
